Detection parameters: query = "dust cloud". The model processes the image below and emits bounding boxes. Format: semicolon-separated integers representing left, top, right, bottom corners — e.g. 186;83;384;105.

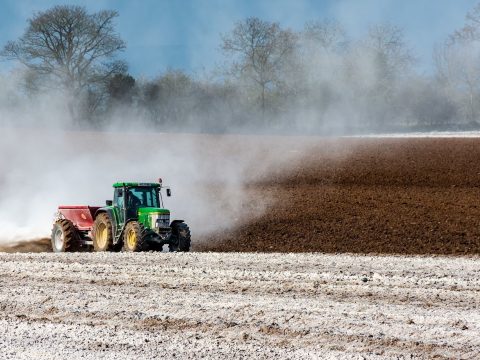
0;76;312;244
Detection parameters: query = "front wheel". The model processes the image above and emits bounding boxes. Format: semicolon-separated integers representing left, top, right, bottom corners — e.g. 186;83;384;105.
123;221;148;252
169;222;191;252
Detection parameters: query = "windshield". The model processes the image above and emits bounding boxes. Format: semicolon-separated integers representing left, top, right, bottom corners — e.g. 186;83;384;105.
127;187;160;208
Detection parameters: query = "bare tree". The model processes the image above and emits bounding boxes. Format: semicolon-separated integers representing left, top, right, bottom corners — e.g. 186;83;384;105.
290;20;347;124
453;3;480;41
364;24;414;83
434;43;479;123
107;73;136;104
303;19;346;52
1;5;126;119
350;24;415;127
435;4;480;123
222;17;297;118
139;69;197;127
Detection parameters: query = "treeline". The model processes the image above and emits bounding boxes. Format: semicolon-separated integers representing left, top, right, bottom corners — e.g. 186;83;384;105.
2;5;480;134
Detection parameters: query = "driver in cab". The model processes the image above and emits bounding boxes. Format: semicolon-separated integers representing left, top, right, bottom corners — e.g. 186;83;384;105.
127;190;142;209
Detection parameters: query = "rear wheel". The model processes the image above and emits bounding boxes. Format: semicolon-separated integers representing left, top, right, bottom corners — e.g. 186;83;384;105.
51;219;79;252
123;221;148;252
92;213;114;251
169;222;191;252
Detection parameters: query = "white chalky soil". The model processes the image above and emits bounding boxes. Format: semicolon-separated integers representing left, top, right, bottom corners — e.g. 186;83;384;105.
0;252;478;359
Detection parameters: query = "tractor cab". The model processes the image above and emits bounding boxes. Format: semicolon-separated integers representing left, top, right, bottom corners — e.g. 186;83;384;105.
113;183;161;219
109;181;171;231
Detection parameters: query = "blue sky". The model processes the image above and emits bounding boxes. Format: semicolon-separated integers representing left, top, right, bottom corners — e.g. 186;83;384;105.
0;0;478;76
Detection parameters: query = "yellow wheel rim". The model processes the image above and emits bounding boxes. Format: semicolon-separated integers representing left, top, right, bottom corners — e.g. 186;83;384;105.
96;223;107;248
126;228;137;249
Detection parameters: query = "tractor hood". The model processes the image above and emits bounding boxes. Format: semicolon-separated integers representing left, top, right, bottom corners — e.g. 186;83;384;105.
137;207;170;215
138;207;170;230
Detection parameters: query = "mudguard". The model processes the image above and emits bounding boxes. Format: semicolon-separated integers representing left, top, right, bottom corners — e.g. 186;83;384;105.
170;219;184;229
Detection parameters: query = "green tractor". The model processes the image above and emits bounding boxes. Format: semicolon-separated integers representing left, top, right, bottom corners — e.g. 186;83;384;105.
52;180;191;252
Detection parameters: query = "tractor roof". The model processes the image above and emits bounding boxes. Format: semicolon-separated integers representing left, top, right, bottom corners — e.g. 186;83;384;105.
113;182;160;188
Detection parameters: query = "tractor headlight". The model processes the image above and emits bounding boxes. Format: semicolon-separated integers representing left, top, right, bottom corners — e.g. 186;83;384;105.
155;214;170;229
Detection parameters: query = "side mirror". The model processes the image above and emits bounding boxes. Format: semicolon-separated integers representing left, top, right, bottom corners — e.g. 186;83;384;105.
166;188;171;197
106;200;113;206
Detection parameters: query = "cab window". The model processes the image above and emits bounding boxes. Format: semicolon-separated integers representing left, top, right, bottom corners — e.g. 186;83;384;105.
114;188;124;208
128;187;159;208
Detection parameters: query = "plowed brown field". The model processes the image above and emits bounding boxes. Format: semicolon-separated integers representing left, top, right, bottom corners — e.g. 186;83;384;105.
199;138;480;254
